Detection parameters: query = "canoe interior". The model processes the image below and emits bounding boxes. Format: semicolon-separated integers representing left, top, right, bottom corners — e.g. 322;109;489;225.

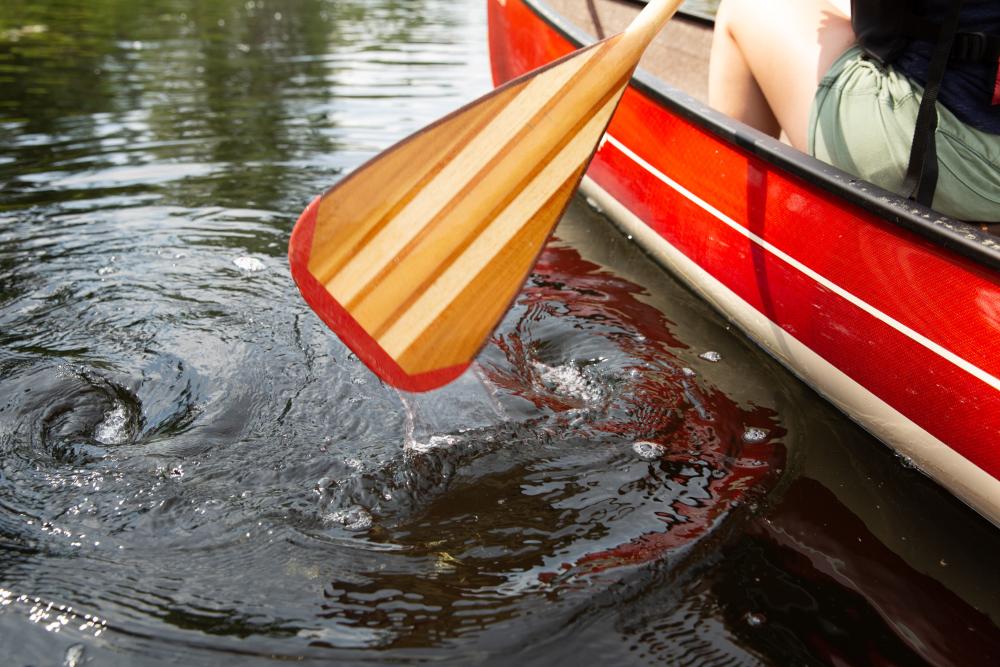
534;0;1000;261
547;0;712;102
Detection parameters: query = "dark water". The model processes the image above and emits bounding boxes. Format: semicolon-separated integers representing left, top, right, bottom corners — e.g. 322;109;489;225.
0;1;998;665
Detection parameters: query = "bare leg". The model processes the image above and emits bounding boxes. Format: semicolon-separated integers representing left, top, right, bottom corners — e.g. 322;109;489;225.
708;0;854;150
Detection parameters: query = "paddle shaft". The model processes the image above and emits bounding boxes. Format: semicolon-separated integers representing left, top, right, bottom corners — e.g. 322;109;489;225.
566;0;683;90
628;0;686;50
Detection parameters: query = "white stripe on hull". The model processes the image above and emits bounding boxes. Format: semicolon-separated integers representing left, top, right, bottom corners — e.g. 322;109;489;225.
603;134;1000;393
580;173;1000;528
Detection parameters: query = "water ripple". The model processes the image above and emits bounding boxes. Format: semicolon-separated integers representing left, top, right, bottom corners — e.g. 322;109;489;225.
0;1;806;664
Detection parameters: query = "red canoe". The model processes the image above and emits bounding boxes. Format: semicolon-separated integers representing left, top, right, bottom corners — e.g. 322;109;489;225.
488;0;1000;525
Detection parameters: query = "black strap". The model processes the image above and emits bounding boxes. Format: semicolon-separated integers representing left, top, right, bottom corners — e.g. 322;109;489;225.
902;0;966;207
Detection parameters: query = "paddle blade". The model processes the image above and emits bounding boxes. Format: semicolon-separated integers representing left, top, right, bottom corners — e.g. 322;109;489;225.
289;34;634;392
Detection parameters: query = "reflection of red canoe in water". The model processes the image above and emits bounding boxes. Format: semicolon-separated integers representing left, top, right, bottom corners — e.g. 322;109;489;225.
738;479;1000;665
485;241;998;662
484;241;786;579
488;0;1000;525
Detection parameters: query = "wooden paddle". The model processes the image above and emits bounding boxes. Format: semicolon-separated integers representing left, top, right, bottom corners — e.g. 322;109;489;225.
288;0;683;392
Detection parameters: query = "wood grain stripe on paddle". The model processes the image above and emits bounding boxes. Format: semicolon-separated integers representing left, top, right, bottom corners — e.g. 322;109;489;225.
394;168;588;374
307;81;525;285
355;72;633;340
376;90;627;370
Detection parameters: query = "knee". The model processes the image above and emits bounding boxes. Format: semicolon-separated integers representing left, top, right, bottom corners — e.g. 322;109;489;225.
715;0;752;33
714;0;735;35
713;0;766;45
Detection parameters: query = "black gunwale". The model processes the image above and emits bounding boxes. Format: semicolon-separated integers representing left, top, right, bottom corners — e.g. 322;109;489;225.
513;0;1000;271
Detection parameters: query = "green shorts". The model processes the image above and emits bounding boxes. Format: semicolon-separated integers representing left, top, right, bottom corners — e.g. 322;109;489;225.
808;45;1000;222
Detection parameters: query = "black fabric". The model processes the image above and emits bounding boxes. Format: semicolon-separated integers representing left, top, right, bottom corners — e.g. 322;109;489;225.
851;0;998;65
901;0;966;206
892;2;1000;133
851;0;1000;205
850;0;936;63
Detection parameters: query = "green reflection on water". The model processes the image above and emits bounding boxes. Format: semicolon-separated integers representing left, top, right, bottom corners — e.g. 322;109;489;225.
0;0;477;214
0;0;426;126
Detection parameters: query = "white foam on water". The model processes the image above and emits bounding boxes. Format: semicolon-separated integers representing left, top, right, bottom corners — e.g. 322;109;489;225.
94;402;128;445
742;427;768;443
699;351;722;363
324;506;373;532
531;360;603;403
405;434;459;454
631;440;666;461
233;256;265;272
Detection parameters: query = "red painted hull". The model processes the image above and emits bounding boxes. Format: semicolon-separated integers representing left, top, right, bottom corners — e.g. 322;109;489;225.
488;0;1000;524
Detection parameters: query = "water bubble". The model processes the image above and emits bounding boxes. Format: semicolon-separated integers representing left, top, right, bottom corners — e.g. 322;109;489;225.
64;644;85;667
742;427;768;443
632;440;666;461
202;499;225;512
744;611;766;628
699;351;722;362
233;256;265;272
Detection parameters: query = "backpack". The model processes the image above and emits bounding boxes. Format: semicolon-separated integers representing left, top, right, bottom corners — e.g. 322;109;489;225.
851;0;1000;208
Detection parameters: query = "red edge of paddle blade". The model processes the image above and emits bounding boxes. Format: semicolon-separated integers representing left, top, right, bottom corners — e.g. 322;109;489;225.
288;197;469;393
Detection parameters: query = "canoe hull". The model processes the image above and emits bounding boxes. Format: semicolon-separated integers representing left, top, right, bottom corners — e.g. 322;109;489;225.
488;0;1000;525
